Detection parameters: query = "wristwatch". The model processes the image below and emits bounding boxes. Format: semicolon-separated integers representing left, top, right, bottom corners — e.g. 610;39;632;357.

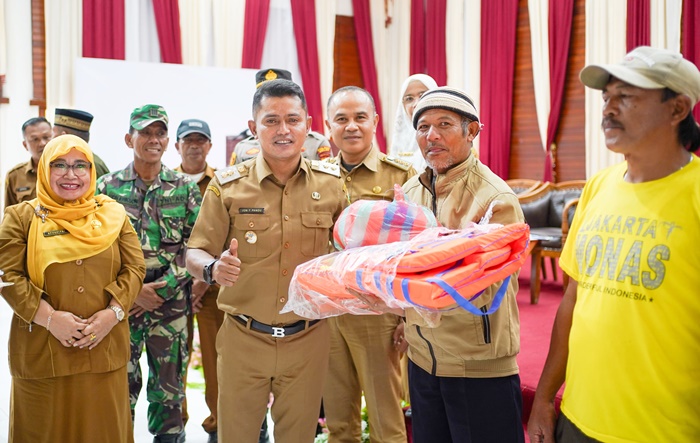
108;304;125;322
203;259;218;285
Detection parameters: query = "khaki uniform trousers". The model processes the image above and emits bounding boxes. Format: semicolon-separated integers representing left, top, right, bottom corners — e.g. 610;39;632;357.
217;314;330;443
324;314;407;443
183;288;224;433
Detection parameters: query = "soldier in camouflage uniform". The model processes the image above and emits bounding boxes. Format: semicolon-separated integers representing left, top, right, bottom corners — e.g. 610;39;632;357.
96;104;201;443
228;68;332;166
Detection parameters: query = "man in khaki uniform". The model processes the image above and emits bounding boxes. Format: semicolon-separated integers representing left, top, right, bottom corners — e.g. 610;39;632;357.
229;68;332;165
323;86;415;443
174;118;223;443
4;117;52;208
186;79;345;443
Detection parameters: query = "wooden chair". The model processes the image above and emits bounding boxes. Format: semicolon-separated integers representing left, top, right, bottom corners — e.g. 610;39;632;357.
520;180;585;303
506;179;543;196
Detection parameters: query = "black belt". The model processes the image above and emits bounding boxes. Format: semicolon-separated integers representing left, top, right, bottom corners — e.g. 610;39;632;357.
144;266;168;284
232;314;320;338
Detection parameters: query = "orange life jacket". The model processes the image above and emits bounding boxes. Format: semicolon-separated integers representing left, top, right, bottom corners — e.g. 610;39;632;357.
286;223;530;317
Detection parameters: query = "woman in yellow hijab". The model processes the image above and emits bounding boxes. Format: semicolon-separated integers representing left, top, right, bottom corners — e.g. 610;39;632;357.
0;134;145;442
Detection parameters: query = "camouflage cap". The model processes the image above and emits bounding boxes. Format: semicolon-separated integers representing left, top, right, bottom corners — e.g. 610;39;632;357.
130;104;169;130
255;68;293;88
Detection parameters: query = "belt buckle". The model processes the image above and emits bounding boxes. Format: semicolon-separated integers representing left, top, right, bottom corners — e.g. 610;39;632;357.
271;326;285;338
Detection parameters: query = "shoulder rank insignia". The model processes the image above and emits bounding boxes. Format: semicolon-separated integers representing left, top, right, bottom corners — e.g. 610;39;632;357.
215;165;245;184
382;155;412;171
311;160;340;177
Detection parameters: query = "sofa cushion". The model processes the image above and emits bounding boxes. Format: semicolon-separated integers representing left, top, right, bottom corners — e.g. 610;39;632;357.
521;195;551;228
548;189;582;227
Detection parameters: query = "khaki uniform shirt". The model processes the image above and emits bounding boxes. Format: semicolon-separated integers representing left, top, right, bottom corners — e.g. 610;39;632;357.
0;202;146;379
229;131;332;165
187;157;345;325
4;161;37;209
175;163;220;300
329;146;416;203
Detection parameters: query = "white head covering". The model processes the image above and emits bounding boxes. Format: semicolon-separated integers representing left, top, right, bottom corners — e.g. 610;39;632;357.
391;74;438;172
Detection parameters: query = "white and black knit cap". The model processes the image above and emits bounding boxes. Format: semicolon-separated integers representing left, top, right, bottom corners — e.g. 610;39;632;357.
580;46;700;106
412;87;479;129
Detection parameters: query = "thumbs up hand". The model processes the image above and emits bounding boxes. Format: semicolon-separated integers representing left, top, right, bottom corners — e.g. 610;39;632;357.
215;238;242;287
228;238;238;258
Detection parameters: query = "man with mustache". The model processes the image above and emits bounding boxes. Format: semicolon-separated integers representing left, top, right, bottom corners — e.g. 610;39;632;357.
174;119;223;443
401;87;525;443
528;47;700;442
96;105;201;443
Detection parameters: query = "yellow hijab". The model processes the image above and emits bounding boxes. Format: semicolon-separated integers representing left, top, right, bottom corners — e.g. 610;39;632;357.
27;134;126;289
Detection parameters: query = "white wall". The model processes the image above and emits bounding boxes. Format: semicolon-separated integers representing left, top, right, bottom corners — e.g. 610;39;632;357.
74;58;256;173
0;1;42;209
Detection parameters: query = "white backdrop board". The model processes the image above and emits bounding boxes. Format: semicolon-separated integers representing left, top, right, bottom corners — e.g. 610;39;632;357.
74;58;257;172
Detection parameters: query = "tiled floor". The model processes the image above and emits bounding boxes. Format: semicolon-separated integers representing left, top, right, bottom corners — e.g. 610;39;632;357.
0;303;212;443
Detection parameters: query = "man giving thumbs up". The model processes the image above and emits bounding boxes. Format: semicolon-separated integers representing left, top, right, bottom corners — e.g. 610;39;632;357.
186;79;345;443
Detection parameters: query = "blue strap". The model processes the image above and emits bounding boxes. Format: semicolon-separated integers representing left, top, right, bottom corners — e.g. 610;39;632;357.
425;275;511;316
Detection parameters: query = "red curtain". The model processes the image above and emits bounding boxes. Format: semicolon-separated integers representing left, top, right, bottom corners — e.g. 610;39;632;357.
409;0;425;75
544;0;575;181
83;0;125;59
241;0;271;68
290;0;323;132
152;0;183;63
681;0;700;122
409;0;447;85
479;0;518;179
626;0;650;51
351;0;387;152
425;0;447;85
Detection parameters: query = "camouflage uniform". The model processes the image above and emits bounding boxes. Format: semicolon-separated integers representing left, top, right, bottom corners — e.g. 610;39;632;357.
96;162;201;436
229;131;332;165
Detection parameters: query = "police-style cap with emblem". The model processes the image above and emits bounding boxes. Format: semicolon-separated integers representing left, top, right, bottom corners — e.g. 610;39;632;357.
54;108;93;132
177;119;211;140
130;104;169;130
580;46;700;106
412;87;480;129
255;68;293;88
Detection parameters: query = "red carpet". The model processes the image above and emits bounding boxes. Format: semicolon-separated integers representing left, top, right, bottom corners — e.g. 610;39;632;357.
516;256;565;438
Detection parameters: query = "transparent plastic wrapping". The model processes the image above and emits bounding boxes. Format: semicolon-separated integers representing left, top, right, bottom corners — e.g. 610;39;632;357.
333;185;439;250
284;221;531;323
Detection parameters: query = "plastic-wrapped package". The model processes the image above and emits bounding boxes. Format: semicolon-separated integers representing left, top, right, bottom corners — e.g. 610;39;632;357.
333;185;439;250
284;222;530;321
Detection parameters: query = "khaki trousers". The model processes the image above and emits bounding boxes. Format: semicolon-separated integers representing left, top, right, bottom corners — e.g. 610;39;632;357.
324;314;407;443
183;287;224;433
217;314;330;443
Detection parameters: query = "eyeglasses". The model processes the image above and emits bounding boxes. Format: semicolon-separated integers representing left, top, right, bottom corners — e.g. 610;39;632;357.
402;92;426;105
49;161;92;176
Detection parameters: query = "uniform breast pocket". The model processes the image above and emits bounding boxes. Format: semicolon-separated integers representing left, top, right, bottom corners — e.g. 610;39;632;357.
159;208;186;245
14;187;34;203
233;215;272;258
301;212;334;256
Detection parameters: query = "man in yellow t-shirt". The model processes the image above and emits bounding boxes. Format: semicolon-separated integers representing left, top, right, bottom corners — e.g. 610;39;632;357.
528;46;700;442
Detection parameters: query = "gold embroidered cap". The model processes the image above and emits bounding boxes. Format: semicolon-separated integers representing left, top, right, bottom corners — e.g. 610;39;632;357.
54;108;93;132
255;68;293;88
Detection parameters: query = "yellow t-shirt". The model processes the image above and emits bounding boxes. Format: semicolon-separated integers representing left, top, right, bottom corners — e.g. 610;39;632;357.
559;157;700;443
